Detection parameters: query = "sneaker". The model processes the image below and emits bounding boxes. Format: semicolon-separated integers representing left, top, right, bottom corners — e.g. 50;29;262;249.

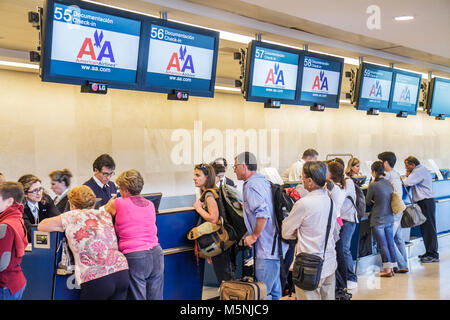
347;281;358;290
420;256;439;263
418;253;427;259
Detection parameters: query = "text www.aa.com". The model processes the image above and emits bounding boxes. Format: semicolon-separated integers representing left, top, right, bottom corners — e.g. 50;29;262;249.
81;65;111;72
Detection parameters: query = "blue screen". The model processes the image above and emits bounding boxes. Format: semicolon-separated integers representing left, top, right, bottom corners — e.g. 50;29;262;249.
146;24;216;92
430;78;450;116
300;55;342;107
357;64;393;110
49;3;141;83
389;71;421;113
249;46;299;100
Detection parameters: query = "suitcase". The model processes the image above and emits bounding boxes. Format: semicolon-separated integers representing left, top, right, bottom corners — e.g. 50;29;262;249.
219;247;267;300
219;277;267;300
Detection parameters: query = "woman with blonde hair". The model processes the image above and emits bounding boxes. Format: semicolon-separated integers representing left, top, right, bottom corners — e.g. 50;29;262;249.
38;185;129;300
103;169;164;300
345;158;361;178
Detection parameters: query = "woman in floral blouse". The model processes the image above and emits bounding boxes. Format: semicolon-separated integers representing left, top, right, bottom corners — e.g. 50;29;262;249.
38;185;129;300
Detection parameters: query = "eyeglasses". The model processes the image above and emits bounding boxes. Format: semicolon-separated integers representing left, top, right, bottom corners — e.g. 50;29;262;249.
28;187;44;194
101;171;115;177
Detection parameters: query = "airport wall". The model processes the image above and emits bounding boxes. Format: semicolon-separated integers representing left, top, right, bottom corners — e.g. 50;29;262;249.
0;68;449;197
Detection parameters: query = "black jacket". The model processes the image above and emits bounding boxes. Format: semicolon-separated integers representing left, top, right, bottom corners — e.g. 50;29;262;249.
55;194;70;213
23;195;60;242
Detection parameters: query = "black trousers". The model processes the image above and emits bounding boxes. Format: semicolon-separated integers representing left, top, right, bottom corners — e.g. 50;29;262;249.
417;198;439;258
334;237;347;291
80;269;130;300
211;249;233;284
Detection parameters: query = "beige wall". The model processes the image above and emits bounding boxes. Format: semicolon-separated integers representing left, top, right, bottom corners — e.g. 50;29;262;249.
1;68;449;198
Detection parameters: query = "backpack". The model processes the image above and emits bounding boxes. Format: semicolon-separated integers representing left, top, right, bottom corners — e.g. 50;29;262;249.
219;184;247;242
348;178;366;220
187;188;235;258
269;182;298;279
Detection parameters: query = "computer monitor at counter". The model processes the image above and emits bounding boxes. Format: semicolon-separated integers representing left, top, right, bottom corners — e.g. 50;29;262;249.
140;192;163;212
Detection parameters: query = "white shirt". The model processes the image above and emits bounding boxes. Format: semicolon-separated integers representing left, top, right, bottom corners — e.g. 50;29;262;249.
93;175;106;188
27;200;39;224
340;178;358;223
282;189;338;279
282;159;305;183
54;187;70;205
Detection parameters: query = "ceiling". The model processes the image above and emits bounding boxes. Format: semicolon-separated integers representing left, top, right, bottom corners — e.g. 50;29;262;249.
0;0;449;95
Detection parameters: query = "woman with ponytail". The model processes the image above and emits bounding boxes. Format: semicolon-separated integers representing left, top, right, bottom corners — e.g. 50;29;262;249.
366;161;397;277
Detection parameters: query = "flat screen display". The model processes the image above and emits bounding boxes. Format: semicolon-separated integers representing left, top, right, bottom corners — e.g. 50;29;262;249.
146;24;217;94
428;77;450;117
356;63;393;110
389;70;421;113
300;54;343;108
248;44;300;101
49;2;141;83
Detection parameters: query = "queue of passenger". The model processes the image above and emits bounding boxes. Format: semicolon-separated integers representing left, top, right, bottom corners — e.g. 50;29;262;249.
0;149;440;301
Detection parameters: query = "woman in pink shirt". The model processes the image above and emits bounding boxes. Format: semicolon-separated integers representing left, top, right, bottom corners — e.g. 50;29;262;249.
104;169;163;300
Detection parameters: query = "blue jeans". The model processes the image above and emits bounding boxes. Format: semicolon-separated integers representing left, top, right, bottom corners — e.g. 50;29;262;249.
393;220;408;270
341;220;357;282
0;284;26;300
124;245;164;300
372;224;398;269
255;258;281;300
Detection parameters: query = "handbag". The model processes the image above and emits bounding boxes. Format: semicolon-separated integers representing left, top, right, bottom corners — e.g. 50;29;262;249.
390;182;406;214
292;198;333;291
400;184;427;228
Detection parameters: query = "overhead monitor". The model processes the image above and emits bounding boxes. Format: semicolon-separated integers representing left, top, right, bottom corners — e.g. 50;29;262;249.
355;63;393;112
299;52;344;108
144;21;219;98
41;0;143;89
427;77;450;117
388;69;422;115
244;40;302;104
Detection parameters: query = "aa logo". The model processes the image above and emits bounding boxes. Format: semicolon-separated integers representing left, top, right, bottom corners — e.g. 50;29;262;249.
265;63;285;86
312;71;328;91
77;30;115;62
166;45;195;74
369;80;383;97
399;87;411;102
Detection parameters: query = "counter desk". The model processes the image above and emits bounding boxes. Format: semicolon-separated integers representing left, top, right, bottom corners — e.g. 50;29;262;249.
20;206;204;300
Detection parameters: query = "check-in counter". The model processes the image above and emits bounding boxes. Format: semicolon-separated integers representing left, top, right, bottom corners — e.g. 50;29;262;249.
20;206;204;300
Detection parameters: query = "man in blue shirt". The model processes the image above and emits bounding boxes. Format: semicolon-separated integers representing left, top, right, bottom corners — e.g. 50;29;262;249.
234;151;286;300
402;156;439;263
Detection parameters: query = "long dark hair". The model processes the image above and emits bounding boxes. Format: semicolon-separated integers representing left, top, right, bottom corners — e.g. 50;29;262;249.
371;161;385;181
194;163;217;190
327;160;346;189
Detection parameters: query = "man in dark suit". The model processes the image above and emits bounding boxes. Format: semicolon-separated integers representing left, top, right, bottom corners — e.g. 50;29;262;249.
212;157;236;187
83;154;117;207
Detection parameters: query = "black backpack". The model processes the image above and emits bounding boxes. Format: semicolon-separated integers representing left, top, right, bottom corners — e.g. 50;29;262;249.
217;184;247;243
352;180;366;220
269;182;297;278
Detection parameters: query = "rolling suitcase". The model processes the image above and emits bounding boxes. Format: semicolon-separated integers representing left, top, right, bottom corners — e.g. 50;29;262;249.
219;247;267;300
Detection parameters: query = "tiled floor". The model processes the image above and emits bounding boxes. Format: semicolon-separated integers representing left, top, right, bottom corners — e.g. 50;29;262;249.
203;233;450;300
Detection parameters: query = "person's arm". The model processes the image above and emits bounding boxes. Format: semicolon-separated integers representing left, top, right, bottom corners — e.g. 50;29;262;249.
193;194;219;224
282;201;305;240
402;169;423;187
103;196;117;217
37;215;64;233
366;184;375;206
244;217;267;247
0;225;14;272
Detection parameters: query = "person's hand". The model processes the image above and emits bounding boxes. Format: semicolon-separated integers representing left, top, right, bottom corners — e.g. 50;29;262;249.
104;195;117;216
207;257;212;264
193;199;203;211
244;234;257;248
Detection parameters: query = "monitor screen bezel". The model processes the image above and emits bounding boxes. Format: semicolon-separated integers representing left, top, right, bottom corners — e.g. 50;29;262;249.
41;0;146;90
140;18;220;98
387;68;422;115
298;51;344;109
244;40;304;104
427;77;450;117
354;62;394;112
